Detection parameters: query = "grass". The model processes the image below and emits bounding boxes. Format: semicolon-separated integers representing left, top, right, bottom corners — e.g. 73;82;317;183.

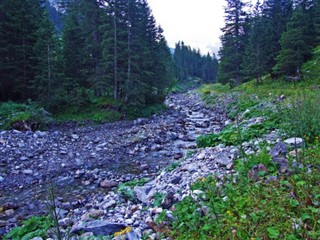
0;101;51;130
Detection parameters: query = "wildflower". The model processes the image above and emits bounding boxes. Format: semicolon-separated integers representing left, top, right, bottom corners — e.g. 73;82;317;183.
114;226;132;237
226;210;232;216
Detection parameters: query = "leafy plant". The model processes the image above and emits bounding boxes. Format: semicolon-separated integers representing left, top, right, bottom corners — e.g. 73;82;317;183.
116;178;149;202
153;192;166;207
0;101;51;130
4;216;53;240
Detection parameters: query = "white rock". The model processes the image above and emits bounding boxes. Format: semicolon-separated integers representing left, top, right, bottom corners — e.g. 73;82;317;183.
284;137;304;148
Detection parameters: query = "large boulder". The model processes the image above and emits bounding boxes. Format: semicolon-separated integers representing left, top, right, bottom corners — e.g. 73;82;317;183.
70;220;127;236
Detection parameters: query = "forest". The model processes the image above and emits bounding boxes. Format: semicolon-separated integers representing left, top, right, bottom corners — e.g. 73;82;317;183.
219;0;320;85
0;0;218;120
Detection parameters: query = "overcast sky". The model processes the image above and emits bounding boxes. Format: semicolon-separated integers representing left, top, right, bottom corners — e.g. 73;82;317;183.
147;0;257;55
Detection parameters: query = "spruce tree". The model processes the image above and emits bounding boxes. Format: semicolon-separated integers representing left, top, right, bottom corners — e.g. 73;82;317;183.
218;0;248;86
273;0;314;76
241;0;269;83
261;0;293;73
0;0;42;101
33;10;59;101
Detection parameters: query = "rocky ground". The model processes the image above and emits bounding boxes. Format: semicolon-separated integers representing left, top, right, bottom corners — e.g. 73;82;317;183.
0;91;231;238
1;91;300;239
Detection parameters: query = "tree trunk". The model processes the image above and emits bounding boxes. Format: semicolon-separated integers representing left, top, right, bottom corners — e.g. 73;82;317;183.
113;11;118;100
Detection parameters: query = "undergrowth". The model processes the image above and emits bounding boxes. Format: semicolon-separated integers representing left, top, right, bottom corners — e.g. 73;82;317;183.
3;216;53;240
0;101;51;130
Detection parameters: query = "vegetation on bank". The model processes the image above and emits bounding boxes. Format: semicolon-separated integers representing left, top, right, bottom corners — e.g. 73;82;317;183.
163;53;320;239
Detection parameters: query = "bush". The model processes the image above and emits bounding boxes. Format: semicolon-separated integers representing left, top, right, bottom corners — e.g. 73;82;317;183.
284;91;320;144
0;101;51;130
4;216;53;240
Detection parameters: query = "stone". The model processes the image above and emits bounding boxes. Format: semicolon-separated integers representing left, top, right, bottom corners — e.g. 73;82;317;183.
269;142;287;158
58;218;73;228
284;138;304;148
140;164;149;171
100;180;118;189
174;152;183;160
103;200;116;210
71;134;79;140
0;176;4;182
134;181;156;203
31;237;43;240
23;169;33;175
197;152;206;160
70;220;127;236
5;209;14;216
215;153;233;167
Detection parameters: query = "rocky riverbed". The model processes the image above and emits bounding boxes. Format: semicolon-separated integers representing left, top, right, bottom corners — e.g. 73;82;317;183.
0;91;232;238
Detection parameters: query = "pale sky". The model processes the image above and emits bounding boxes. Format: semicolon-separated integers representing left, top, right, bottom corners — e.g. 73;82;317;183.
147;0;257;55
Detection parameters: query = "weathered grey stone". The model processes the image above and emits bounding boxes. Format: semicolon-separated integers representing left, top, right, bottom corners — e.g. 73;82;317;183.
70;220;127;236
284;137;304;148
100;180;118;189
270;142;288;158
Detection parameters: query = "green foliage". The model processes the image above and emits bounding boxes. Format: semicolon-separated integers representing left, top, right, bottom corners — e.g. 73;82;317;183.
125;104;167;120
116;178;148;202
198;83;230;95
170;147;320;239
166;161;181;172
0;101;51;130
284;91;320;143
197;119;278;148
4;216;53;240
153;192;166;207
235;148;277;177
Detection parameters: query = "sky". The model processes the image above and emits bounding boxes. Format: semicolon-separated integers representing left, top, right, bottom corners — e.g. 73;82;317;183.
147;0;257;55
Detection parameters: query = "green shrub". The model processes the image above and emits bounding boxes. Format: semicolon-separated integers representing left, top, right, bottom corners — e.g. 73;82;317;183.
197;119;278;148
4;216;53;240
0;101;51;130
284;91;320;144
92;111;121;123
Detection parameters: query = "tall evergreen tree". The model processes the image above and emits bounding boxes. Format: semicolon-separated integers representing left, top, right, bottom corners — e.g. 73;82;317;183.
0;0;42;101
218;0;248;85
33;9;60;100
273;0;314;76
241;0;269;83
261;0;293;73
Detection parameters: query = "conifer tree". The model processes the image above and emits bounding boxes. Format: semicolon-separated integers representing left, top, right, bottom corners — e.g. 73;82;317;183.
273;0;314;76
261;0;293;73
0;0;42;100
218;0;248;85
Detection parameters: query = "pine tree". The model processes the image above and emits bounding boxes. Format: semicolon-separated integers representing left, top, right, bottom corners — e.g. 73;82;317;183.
33;9;60;100
241;0;269;83
261;0;293;73
0;0;42;101
218;0;248;86
273;0;314;76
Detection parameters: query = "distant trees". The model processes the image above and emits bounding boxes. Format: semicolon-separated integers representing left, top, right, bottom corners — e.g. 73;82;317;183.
219;0;320;85
0;0;174;111
174;42;218;84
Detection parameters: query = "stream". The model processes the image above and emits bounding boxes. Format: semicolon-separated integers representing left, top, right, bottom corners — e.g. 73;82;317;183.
0;91;227;235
